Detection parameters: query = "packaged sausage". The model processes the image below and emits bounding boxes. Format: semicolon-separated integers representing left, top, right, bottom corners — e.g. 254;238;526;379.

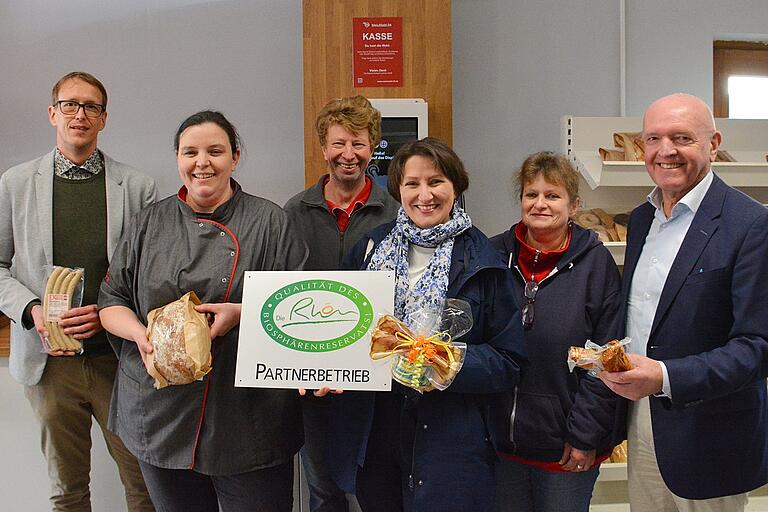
145;291;212;389
42;265;85;353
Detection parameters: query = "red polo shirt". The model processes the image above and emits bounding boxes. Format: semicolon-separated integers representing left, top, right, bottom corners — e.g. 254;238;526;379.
324;176;372;232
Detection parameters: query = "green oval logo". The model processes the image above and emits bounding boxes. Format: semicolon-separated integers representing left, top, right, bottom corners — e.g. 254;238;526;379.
260;279;373;352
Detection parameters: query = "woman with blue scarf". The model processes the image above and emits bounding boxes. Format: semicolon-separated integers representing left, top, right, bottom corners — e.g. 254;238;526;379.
327;138;527;512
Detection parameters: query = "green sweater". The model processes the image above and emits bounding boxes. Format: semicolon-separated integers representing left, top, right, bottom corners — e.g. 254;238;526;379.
53;171;110;354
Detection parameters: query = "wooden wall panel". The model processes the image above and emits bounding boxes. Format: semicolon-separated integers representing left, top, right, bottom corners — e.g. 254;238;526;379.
303;0;452;186
0;314;9;358
713;41;768;118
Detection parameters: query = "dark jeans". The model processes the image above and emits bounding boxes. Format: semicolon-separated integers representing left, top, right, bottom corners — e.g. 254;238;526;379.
495;457;599;512
355;392;405;512
139;459;293;512
301;400;349;512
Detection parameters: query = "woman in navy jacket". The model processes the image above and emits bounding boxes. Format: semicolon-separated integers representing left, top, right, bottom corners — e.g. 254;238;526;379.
326;138;526;512
491;152;624;511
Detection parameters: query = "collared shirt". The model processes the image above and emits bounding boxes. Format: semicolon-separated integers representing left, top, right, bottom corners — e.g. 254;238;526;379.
626;171;714;398
324;176;372;232
53;148;104;180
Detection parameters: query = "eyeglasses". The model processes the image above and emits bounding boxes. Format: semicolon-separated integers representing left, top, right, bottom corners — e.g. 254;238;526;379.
522;278;538;328
54;100;105;118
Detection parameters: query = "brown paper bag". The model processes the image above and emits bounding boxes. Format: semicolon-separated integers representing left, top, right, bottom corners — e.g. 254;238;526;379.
613;132;645;161
599;148;625;161
146;291;212;389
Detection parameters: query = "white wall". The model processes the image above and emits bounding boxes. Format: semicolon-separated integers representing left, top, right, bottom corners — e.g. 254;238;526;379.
0;361;128;511
452;0;622;235
453;0;768;235
625;0;768;116
0;0;304;204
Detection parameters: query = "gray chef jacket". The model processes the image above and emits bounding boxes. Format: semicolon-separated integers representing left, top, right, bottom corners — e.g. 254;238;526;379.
98;181;308;475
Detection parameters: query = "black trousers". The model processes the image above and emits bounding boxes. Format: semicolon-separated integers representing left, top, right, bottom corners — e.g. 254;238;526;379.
138;459;293;512
355;392;406;512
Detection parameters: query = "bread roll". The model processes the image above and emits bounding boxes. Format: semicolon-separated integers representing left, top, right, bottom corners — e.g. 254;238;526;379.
615;223;627;242
574;211;601;228
715;149;736;162
590;225;612;243
613;132;644;161
592;208;615;230
613;213;629;226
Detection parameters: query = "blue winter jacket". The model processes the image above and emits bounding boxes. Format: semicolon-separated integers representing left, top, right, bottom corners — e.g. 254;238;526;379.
327;222;527;511
490;223;626;462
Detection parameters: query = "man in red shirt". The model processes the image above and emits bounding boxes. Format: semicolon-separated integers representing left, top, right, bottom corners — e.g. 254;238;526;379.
284;95;399;512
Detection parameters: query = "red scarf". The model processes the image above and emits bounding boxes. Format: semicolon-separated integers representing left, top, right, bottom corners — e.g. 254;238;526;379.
514;223;571;282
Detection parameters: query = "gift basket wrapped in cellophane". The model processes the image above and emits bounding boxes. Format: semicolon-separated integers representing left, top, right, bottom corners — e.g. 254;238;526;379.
369;299;472;393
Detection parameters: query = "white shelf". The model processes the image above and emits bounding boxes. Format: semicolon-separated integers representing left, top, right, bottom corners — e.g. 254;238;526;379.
563;116;768;189
597;462;627;482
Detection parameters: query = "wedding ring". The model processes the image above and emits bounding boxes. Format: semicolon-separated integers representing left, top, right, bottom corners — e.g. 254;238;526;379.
576;464;583;469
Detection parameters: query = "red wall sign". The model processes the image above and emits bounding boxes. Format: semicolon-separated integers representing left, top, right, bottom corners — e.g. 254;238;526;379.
353;17;403;87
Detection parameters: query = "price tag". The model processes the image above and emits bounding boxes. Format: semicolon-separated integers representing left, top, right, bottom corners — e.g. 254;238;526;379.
46;294;69;322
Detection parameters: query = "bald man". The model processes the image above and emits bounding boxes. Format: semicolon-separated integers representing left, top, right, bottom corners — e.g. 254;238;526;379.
599;94;768;511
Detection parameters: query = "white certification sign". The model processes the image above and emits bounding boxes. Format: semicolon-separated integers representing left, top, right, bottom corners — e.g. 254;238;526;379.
236;271;394;391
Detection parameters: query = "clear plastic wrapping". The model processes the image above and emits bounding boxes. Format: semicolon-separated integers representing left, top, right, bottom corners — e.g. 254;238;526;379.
370;298;472;393
567;337;633;375
42;265;84;353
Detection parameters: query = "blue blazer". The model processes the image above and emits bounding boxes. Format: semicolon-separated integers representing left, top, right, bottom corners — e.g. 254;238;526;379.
621;174;768;499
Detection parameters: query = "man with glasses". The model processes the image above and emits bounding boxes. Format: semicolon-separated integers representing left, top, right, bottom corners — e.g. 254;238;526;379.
0;71;156;511
599;93;768;512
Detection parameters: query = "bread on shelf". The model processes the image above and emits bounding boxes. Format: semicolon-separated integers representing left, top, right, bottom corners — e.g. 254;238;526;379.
573;208;629;242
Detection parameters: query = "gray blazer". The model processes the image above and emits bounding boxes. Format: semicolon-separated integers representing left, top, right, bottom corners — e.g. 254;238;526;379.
0;150;157;385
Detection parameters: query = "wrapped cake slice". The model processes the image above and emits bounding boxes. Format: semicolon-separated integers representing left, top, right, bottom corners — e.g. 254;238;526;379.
568;338;632;374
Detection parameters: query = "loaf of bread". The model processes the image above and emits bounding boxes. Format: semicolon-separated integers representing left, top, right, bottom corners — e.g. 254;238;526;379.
573;209;629;242
146;291;212;389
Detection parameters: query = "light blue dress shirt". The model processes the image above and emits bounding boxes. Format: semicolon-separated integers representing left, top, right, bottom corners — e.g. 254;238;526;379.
626;171;714;398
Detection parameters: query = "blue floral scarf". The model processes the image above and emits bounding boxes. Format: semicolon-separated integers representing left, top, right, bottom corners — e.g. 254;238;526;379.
367;206;472;327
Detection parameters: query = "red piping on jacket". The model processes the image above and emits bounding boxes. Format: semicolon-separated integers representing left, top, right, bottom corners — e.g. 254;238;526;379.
189;218;240;469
